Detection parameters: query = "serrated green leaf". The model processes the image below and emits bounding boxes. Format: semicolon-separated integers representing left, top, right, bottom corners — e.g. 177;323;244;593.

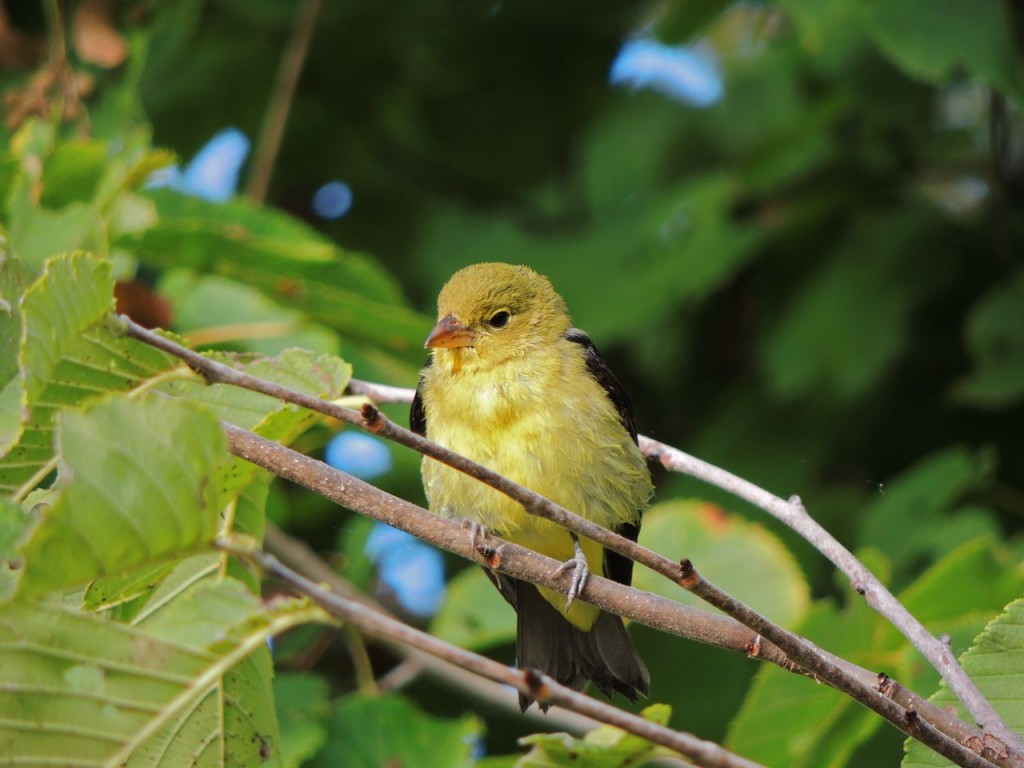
20;253;114;403
0;499;36;602
0;253;180;495
0;588;322;768
309;693;483;768
635;500;809;627
15;397;229;596
430;564;515;651
903;599;1024;768
136;578;258;647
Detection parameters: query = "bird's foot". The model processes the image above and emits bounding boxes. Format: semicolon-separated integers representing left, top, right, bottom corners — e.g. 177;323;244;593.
553;535;590;612
463;520;491;555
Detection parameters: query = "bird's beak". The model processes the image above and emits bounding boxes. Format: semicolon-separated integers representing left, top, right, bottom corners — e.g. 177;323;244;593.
424;314;476;349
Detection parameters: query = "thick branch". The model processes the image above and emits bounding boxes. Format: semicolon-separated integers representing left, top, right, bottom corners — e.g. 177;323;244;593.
219;537;768;768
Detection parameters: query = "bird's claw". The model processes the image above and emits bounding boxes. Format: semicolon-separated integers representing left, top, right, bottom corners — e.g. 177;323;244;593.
554;539;590;612
463;520;490;554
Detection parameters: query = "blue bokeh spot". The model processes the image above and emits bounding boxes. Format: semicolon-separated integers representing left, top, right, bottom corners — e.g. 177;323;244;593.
147;127;250;203
610;39;723;108
312;180;354;219
365;523;446;618
325;432;393;480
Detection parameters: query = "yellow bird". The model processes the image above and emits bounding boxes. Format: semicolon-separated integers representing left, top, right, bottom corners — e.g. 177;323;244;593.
411;262;653;710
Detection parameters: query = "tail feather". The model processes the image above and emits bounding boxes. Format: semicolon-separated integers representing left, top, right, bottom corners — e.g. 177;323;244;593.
509;575;649;712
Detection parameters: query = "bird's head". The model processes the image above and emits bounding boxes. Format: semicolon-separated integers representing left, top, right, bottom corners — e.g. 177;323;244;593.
425;263;571;371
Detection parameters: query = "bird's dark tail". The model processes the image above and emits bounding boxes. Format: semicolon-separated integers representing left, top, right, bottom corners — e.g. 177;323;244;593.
509;576;650;712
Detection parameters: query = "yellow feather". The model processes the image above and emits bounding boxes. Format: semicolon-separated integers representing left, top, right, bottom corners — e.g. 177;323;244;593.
418;263;653;631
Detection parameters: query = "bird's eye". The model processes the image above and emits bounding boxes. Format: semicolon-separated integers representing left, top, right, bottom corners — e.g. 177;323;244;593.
488;311;511;329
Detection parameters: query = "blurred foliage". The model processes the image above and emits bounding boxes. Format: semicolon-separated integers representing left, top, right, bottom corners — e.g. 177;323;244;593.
1;0;1023;766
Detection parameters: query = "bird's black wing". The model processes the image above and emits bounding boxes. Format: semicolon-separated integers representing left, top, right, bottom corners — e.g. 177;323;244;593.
409;357;431;437
564;329;643;588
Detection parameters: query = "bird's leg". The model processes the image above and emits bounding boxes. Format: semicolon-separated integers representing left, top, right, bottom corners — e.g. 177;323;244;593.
463;519;490;553
553;532;589;611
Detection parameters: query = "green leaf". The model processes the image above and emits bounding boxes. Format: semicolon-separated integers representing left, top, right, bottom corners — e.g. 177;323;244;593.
0;587;322;767
857;446;999;585
157;347;351;502
430;565;516;651
517;704;672;767
634;500;809;627
19;252;115;405
0;252;36;454
419;174;761;344
122;190;429;354
903;599;1024;767
726;587;883;767
159;347;351;435
15;396;229;596
760;210;957;399
0;253;179;495
855;0;1022;96
39;138;109;209
955;271;1024;408
894;537;1024;695
159;271;341;356
0;499;36;602
728;541;1024;766
275;673;331;768
310;692;483;768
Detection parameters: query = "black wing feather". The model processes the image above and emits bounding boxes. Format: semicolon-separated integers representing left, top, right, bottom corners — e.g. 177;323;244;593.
409;357;430;437
564;329;643;589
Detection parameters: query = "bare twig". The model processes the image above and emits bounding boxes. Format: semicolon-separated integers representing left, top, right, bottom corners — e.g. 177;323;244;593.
264;524;601;732
676;560;1000;768
225;424;1005;768
642;437;1022;752
349;376;1022;753
246;0;322;203
119;322;1014;766
218;536;769;768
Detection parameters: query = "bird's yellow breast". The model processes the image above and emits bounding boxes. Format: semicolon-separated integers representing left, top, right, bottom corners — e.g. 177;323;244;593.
419;338;651;552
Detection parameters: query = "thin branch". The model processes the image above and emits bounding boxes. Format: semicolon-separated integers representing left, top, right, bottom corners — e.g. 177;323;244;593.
219;537;769;768
225;424;1006;768
119;322;1013;766
676;559;1001;768
264;524;601;733
642;437;1022;752
227;424;777;663
245;0;322;203
349;376;1022;753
